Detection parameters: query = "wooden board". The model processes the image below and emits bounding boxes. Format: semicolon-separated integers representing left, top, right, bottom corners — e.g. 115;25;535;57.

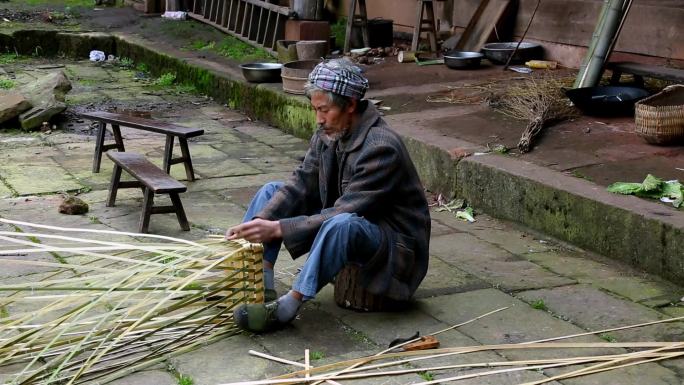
455;0;511;52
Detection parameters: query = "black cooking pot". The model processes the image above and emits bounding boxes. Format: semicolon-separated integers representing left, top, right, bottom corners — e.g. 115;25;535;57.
565;86;650;117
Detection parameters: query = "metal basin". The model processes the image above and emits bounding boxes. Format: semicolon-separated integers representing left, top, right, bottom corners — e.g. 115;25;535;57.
444;51;484;69
565;86;650;116
239;63;283;83
481;42;543;64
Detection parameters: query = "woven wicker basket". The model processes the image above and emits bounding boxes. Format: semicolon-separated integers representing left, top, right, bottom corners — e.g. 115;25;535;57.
635;84;684;145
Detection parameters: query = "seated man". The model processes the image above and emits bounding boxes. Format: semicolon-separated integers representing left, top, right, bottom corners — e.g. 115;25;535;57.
227;59;430;332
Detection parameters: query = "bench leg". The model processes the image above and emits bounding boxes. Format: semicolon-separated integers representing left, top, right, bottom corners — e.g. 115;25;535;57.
163;135;174;175
178;138;196;181
170;192;190;231
106;164;123;207
92;122;107;173
111;124;126;152
139;188;154;233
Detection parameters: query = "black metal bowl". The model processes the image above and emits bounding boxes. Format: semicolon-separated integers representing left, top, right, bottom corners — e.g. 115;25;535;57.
565;86;650;116
481;42;543;64
239;63;283;83
443;51;484;69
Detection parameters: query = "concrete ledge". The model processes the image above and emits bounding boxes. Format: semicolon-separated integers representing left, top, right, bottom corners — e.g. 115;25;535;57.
457;154;684;283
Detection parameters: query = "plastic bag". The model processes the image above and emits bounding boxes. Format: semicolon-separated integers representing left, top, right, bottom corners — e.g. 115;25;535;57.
89;50;106;62
162;11;187;20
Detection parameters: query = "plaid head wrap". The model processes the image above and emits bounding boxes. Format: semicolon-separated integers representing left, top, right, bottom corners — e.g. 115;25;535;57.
308;59;369;100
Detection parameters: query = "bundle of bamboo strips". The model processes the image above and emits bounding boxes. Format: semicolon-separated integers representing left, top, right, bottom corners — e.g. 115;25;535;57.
220;309;683;385
0;219;263;385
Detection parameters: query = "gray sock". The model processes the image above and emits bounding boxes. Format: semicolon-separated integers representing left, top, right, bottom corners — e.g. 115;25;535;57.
264;268;274;291
276;291;302;323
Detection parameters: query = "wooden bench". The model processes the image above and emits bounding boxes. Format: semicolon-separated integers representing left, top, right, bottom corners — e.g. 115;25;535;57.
106;152;190;233
79;111;204;181
607;61;684;87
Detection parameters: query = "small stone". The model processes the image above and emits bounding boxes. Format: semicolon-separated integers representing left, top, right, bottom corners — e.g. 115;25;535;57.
58;196;89;215
584;127;591;133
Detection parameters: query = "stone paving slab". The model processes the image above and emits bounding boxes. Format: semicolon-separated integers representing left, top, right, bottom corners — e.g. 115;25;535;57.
523;251;684;307
106;369;177;385
516;284;684;343
430;233;575;291
187;172;291;194
193;158;263;179
0;163;83;195
212;141;290;160
253;305;377;359
170;334;288;385
418;289;682;384
419;289;612;357
182;191;247;231
0;181;12;198
414;256;490;299
430;210;552;255
241;156;301;173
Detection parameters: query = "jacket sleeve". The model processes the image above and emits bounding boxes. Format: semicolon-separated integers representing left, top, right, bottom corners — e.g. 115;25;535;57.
279;136;403;258
256;134;322;222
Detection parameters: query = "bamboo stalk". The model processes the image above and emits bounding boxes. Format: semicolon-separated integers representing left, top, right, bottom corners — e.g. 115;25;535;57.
0;218;203;246
240;342;678;385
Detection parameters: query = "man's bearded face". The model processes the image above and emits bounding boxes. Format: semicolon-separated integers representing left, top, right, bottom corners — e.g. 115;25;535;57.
310;92;353;141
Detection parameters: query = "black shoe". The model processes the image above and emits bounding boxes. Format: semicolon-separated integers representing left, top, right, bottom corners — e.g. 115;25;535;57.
233;301;283;333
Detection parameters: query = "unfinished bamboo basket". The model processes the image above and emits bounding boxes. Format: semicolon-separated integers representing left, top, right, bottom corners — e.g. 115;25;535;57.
635;84;684;145
0;220;264;385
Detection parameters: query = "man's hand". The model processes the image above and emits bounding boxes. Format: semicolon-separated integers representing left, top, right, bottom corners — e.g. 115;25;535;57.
226;219;283;243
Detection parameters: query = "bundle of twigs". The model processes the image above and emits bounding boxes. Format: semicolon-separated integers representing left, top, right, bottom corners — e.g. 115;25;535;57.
426;81;504;105
223;310;684;385
492;76;578;153
0;218;263;385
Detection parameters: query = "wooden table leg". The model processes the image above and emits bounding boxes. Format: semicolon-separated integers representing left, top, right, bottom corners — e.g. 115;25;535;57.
92;121;107;173
170;192;190;231
178;138;196;181
106;164;123;207
111;124;126;152
163;135;175;175
343;0;356;54
139;188;154;233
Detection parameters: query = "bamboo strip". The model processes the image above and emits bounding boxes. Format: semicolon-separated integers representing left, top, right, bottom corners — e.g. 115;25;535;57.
0;218;203;246
259;342;678;382
250;351;308;368
527;315;684;344
519;342;684;385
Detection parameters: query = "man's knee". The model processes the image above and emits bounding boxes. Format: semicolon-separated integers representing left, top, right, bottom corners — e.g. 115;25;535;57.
322;213;356;228
257;181;284;197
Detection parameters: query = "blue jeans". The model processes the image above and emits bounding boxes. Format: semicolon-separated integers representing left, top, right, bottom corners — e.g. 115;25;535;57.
243;182;382;299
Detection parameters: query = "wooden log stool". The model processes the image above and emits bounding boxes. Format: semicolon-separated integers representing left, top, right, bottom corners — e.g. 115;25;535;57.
411;0;439;53
106;152;190;233
334;265;406;312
